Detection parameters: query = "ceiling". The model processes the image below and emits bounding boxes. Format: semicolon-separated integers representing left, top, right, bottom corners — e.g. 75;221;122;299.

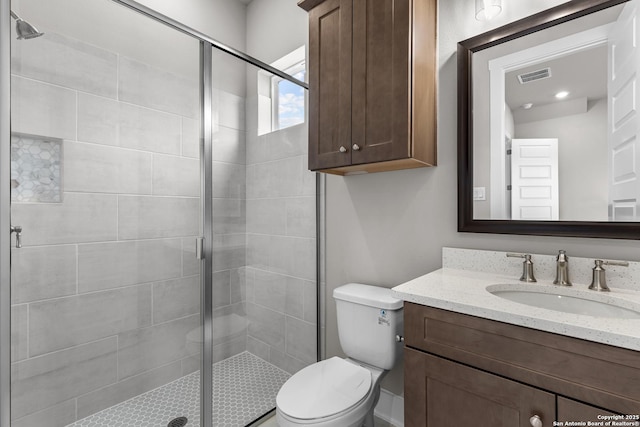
505;44;608;112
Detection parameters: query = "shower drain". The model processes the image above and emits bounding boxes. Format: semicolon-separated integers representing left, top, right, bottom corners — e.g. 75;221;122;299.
167;416;188;427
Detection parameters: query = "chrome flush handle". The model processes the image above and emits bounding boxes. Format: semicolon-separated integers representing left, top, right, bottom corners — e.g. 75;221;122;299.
10;225;22;248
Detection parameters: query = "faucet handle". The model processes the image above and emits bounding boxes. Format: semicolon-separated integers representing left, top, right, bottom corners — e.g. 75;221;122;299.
506;253;537;283
589;259;629;292
602;259;629;267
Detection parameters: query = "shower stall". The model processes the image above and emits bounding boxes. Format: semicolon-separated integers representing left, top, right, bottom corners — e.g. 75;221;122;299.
0;0;321;426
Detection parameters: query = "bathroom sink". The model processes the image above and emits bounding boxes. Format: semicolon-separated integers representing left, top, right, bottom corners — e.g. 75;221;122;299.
486;284;640;319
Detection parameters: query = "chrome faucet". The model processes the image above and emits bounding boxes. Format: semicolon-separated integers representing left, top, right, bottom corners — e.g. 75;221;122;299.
506;253;536;282
589;259;629;292
553;250;572;286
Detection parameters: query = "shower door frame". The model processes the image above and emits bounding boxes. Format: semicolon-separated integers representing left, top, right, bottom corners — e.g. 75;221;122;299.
1;0;11;425
0;1;312;426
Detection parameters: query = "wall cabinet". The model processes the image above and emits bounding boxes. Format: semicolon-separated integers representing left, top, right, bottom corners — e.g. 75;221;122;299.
298;0;437;175
404;303;640;426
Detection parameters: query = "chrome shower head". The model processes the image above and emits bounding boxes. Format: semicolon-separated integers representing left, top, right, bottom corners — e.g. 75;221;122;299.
10;10;44;40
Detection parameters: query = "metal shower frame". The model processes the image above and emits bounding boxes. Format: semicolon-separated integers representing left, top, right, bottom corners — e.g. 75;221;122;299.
0;1;319;426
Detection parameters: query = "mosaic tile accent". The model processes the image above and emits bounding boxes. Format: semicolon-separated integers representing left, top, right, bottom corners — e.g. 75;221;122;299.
69;352;291;427
11;133;63;203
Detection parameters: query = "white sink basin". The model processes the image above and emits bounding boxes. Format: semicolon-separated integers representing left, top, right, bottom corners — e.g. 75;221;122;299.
487;284;640;319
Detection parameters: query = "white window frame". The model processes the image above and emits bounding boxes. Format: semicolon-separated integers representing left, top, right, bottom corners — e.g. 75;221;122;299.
257;46;306;135
271;59;306;131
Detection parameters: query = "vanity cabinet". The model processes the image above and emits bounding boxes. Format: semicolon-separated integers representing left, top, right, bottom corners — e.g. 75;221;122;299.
557;397;617;422
298;0;437;175
405;348;555;425
404;302;640;426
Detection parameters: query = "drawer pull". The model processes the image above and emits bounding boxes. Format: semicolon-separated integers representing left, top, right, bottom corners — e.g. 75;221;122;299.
339;146;347;153
529;415;542;427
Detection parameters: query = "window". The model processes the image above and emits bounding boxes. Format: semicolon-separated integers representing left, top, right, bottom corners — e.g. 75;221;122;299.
272;60;306;131
257;46;306;135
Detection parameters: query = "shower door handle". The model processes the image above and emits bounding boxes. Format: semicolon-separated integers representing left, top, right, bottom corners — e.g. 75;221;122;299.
10;225;22;248
195;237;204;260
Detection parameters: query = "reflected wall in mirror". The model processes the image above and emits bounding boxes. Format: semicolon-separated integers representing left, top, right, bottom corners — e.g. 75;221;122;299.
458;0;640;239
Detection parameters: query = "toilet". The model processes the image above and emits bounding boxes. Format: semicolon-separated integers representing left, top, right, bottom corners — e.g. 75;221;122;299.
276;283;404;427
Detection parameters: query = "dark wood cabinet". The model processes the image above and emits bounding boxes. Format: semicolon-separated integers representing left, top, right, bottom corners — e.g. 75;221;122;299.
557;397;618;423
404;303;640;426
304;0;352;171
299;0;437;175
406;347;555;426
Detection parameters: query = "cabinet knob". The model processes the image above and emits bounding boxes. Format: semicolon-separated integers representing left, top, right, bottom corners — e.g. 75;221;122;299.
352;144;360;151
339;146;347;153
529;415;542;427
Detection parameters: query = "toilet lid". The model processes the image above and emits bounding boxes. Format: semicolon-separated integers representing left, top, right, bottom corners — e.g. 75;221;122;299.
276;357;372;420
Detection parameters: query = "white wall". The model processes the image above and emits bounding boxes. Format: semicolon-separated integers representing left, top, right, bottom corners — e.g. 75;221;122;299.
325;0;640;397
135;0;247;52
246;0;308;65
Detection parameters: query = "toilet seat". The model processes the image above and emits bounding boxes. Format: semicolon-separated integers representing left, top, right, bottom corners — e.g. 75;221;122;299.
276;357;372;421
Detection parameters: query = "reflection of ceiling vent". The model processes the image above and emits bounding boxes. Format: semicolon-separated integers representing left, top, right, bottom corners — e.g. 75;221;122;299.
517;67;551;84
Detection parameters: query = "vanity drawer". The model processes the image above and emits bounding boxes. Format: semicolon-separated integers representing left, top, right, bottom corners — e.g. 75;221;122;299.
557;397;619;421
405;347;555;427
404;302;640;414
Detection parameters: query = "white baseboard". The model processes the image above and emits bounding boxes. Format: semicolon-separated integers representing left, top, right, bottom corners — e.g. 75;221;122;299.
374;388;404;427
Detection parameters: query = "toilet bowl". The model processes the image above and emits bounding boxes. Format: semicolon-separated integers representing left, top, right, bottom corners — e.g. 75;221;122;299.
276;357;386;427
275;284;403;427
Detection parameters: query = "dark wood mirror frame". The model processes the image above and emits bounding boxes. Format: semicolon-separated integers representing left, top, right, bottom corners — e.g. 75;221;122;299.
457;0;640;240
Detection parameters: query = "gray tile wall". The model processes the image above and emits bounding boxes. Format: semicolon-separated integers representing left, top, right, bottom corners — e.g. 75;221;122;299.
10;30;203;427
245;119;318;374
210;53;317;376
209;51;249;367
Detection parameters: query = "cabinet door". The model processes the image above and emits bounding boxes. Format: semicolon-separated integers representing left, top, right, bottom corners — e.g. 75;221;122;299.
351;0;411;165
308;0;352;170
557;397;619;423
405;347;555;427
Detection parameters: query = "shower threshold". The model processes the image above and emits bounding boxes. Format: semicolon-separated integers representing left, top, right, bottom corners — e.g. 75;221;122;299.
67;352;291;427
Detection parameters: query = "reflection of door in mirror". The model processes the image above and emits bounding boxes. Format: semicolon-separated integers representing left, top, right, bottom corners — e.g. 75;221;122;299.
472;2;632;221
511;139;559;220
608;0;640;221
499;34;610;222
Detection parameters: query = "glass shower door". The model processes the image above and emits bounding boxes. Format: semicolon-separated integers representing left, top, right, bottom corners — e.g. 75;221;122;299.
208;47;317;426
8;0;204;425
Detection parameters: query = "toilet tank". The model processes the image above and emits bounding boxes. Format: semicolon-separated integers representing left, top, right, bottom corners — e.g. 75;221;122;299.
333;283;404;370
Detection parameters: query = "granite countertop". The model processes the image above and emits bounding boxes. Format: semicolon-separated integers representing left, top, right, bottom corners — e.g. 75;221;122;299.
391;267;640;351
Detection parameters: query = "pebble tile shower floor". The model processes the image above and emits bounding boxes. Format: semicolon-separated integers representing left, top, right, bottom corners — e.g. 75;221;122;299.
67;352;291;427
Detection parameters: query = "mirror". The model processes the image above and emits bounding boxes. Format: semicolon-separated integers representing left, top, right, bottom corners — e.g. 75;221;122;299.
458;0;640;239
